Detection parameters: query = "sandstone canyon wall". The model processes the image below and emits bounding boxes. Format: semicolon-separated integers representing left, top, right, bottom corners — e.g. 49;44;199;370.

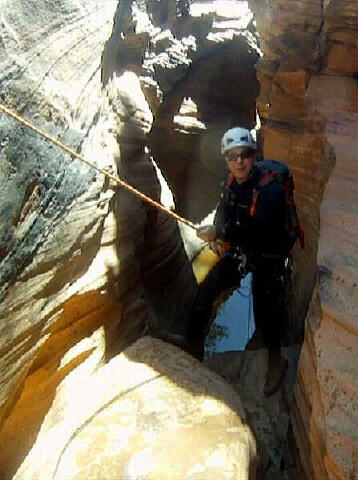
250;0;357;478
0;1;257;477
0;0;357;479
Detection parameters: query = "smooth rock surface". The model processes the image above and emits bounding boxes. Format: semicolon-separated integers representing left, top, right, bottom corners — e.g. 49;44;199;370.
1;1;357;479
205;346;301;479
0;0;120;435
14;337;258;480
0;2;194;476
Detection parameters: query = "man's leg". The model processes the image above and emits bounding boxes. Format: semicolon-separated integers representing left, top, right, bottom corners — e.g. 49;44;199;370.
186;254;242;359
252;262;288;396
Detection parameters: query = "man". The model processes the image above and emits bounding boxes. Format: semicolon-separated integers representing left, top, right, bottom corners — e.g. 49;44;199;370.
187;126;290;397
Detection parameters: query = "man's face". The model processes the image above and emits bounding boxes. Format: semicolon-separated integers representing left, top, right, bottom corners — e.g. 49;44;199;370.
225;146;256;184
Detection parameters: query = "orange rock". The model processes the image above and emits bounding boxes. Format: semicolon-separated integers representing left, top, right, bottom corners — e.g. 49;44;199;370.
323;43;358;74
273;70;310;98
268;91;305;120
263;127;291;161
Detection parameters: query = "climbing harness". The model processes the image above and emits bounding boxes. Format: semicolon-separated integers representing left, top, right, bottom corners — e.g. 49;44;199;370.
0;104;198;232
231;247;247;277
247;282;253;346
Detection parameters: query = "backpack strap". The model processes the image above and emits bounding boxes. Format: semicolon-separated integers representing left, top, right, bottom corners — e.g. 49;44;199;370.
249;163;305;250
249;188;260;217
249;172;275;217
283;175;305;249
258;172;276;187
226;173;235;188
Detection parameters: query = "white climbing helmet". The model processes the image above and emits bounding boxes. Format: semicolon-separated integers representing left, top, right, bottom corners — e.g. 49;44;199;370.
221;127;257;155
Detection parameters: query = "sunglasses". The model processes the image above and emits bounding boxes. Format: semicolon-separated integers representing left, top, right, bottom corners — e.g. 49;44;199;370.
226;149;254;162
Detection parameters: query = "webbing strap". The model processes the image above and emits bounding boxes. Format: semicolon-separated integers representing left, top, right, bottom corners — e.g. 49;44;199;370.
258;172;275;187
226;173;235;187
249;189;259;216
0;104;198;231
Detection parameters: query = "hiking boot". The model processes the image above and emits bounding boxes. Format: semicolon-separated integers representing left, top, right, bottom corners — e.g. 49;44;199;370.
263;354;288;397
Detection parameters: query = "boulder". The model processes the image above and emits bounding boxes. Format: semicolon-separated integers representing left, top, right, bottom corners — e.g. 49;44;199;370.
14;337;258;480
205;346;301;477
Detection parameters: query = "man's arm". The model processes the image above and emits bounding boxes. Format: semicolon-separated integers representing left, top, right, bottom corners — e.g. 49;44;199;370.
213;192;231;240
197;190;232;243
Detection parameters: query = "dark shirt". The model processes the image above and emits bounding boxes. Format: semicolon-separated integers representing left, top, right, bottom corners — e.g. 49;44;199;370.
214;165;288;259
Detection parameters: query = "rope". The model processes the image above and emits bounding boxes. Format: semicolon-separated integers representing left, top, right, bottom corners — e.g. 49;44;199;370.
0;104;198;231
246;276;253;345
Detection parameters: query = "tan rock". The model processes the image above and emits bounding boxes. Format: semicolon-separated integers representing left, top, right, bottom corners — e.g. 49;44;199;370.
109;71;154;138
262;127;291;161
14;337;258;480
1;1;357;480
205;346;301;475
255;3;357;476
0;0;120;447
293;74;358;479
268;91;305;120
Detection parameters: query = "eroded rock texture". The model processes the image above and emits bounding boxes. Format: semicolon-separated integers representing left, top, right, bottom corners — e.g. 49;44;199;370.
0;2;121;477
0;0;357;479
205;345;301;478
0;1;258;478
14;337;258;480
251;0;358;478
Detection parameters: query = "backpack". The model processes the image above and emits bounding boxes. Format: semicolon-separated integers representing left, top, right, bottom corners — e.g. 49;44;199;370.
250;159;305;252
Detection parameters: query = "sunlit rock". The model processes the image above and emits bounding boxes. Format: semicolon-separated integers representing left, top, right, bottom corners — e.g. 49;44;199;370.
253;0;358;477
14;337;258;480
0;0;357;479
205;346;301;476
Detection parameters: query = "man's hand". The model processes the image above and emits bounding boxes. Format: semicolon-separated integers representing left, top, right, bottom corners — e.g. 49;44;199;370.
209;240;231;257
196;225;216;242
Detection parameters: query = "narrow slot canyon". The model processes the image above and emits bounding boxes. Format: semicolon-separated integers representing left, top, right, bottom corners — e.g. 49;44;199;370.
0;1;357;479
148;38;259;222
